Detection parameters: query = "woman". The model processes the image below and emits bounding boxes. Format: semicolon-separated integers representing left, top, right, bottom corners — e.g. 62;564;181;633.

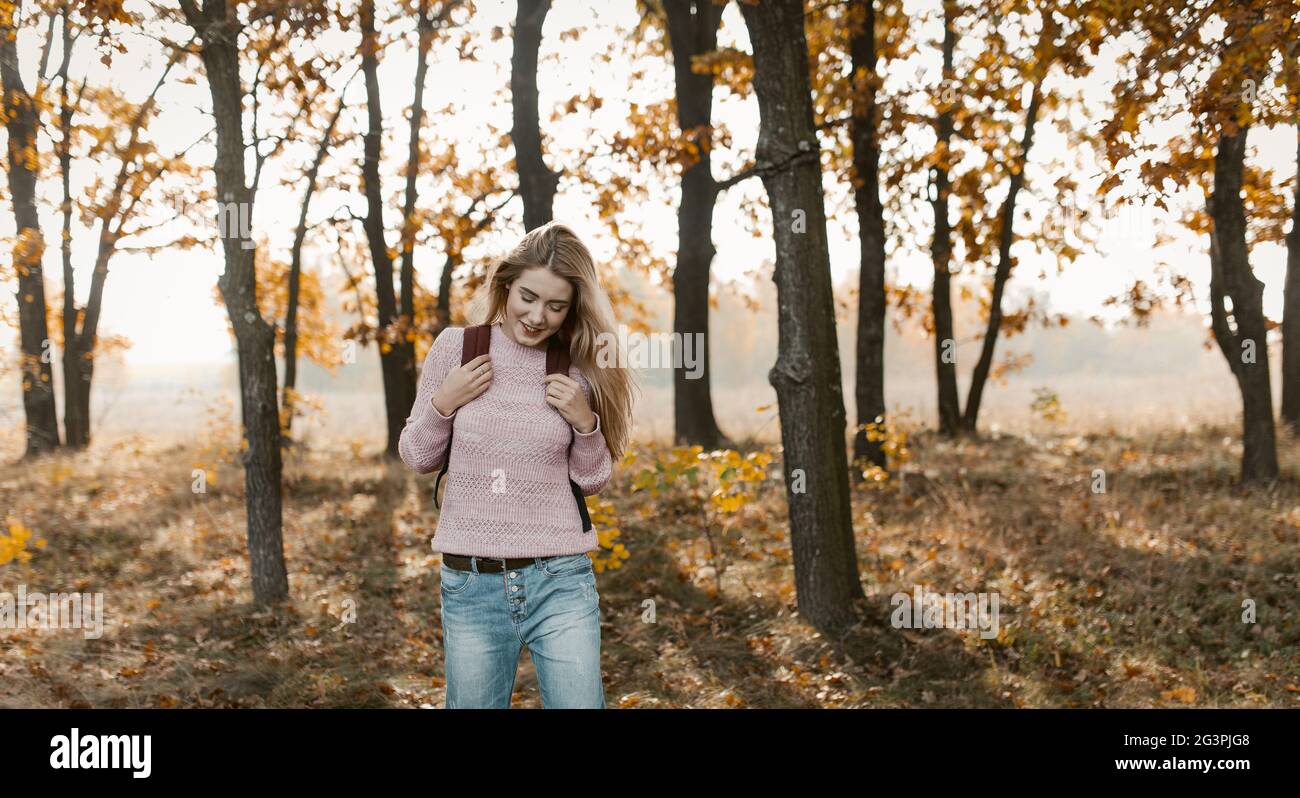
398;221;637;709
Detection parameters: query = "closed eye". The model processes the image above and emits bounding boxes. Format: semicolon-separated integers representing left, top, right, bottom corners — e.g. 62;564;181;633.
520;290;567;312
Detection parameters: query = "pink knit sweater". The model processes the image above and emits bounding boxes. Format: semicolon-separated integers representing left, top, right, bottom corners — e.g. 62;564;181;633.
398;322;613;558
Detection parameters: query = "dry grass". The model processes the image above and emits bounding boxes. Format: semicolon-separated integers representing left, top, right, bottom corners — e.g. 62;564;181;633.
1;423;1297;708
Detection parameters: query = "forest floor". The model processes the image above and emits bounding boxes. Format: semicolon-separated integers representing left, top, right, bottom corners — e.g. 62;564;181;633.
2;422;1298;708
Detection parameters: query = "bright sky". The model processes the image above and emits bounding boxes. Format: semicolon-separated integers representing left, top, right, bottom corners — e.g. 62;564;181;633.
2;0;1296;367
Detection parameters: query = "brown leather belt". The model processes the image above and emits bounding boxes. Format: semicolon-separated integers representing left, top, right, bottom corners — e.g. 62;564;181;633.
442;552;565;573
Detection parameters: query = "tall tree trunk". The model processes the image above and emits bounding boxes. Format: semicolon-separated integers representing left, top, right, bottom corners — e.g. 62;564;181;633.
359;0;416;458
1;0;61;457
284;74;351;439
61;48;176;450
663;0;728;448
1207;127;1278;482
394;0;431;437
962;80;1043;433
737;0;861;633
68;239;113;448
930;0;961;437
511;0;558;230
434;251;457;334
1281;126;1300;429
57;13;90;449
180;0;288;605
849;0;887;477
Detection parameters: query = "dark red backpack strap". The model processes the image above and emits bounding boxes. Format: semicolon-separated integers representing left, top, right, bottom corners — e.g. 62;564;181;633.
434;325;492;509
462;323;491;364
546;335;593;533
545;334;570;377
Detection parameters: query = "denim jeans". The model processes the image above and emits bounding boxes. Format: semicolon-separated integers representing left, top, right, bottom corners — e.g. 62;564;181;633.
440;553;606;709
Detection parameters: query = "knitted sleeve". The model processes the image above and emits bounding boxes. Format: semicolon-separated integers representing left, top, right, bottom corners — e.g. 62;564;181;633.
568;366;613;496
398;326;463;474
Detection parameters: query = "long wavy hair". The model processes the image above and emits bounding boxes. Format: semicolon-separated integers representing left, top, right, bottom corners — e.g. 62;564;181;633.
468;221;638;461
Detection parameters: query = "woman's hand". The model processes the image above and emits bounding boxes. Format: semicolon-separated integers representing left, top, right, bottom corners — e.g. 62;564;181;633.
544;373;597;433
432;354;492;415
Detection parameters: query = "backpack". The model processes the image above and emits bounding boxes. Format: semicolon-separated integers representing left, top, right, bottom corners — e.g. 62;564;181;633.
431;324;594;533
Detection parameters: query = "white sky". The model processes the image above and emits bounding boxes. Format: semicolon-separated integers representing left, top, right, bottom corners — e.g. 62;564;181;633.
1;0;1296;367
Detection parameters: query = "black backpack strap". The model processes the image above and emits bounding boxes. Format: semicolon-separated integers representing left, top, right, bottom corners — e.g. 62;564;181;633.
570;476;593;532
547;336;594;533
433;448;451;508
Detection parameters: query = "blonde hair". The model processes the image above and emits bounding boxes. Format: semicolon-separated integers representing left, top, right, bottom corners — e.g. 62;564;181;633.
468;221;639;460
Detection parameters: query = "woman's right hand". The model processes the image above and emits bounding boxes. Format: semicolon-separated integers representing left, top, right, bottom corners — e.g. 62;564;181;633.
432;354;492;415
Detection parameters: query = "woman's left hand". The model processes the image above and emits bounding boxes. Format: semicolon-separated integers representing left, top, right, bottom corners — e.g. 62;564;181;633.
544;374;597;433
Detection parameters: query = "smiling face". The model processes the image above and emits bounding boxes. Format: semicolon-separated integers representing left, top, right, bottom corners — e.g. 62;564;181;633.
502;266;575;349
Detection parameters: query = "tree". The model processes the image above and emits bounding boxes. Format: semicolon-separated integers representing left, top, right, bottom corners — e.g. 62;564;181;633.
1208;122;1277;480
1280;37;1299;429
1285;121;1300;429
319;24;517;361
355;0;467;458
54;10;194;448
358;0;415;459
1102;0;1295;482
174;0;332;603
847;0;888;472
283;67;357;439
511;0;558;230
835;0;1089;439
737;0;860;632
960;1;1087;433
0;0;60;456
804;0;915;472
927;0;961;436
653;0;731;448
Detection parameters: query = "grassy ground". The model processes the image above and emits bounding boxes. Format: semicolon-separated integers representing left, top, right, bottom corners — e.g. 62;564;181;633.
1;423;1297;708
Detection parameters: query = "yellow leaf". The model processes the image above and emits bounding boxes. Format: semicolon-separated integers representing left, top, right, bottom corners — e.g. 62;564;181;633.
1160;686;1196;704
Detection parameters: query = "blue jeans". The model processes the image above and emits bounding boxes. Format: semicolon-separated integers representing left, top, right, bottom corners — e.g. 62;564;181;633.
440;553;606;709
